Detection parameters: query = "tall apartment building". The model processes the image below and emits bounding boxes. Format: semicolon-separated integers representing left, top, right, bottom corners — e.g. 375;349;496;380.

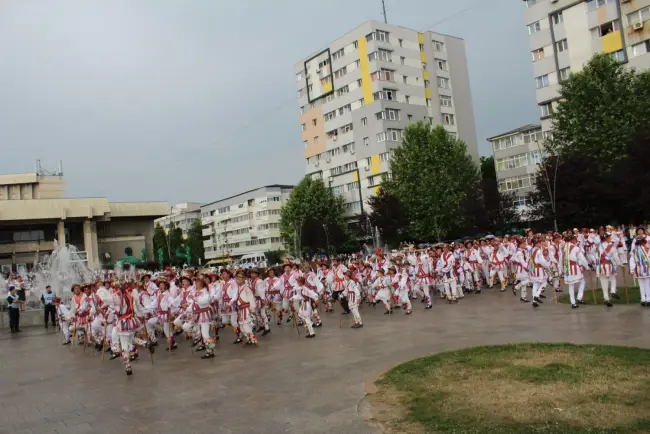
295;20;478;216
525;0;650;132
487;124;544;213
154;202;201;237
201;185;293;261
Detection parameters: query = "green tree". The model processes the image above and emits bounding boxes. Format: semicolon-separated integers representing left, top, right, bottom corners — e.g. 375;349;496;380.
367;188;408;247
384;122;480;241
264;249;284;266
280;177;349;257
167;222;184;266
549;53;650;165
153;223;169;265
186;219;205;266
479;156;519;233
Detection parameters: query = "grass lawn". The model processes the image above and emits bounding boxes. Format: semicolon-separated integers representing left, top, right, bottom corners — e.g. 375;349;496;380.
556;286;641;305
371;343;650;434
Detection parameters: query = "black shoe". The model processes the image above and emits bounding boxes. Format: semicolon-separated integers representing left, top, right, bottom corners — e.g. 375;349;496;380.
192;338;201;348
534;297;543;304
262;329;270;336
94;342;103;352
126;366;133;376
62;340;70;345
512;287;517;296
305;334;316;339
149;341;158;347
201;352;215;359
578;300;586;305
167;343;178;351
571;304;578;309
196;344;206;351
642;302;648;307
16;329;22;333
110;352;121;360
351;323;362;329
425;305;432;310
105;347;112;353
405;310;412;315
475;289;481;294
532;302;539;308
555;289;563;293
389;309;393;314
276;320;282;325
605;301;613;307
520;298;529;303
233;338;242;344
539;294;547;299
286;317;292;323
611;293;620;300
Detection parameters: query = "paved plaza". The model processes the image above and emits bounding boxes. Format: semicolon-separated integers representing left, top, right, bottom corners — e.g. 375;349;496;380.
2;289;650;434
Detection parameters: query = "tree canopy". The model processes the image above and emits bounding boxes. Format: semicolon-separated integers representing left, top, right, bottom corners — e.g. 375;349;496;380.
185;219;205;265
367;188;407;247
383;122;480;241
279;177;349;257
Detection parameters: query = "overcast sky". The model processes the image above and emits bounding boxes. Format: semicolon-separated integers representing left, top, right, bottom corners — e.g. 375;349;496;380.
0;0;538;204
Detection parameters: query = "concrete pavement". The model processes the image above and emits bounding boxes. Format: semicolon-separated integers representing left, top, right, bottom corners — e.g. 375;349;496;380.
2;289;649;434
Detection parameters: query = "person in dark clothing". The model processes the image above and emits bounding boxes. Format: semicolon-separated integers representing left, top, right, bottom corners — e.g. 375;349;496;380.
7;286;22;333
41;285;57;329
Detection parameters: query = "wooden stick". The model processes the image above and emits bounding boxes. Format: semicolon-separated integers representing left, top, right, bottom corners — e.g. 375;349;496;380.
291;306;300;337
622;266;630;304
590;270;598;305
101;320;107;362
168;309;173;353
83;324;88;353
338;300;342;328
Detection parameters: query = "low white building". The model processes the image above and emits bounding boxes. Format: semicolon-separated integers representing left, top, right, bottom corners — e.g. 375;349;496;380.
201;185;293;262
154;202;201;237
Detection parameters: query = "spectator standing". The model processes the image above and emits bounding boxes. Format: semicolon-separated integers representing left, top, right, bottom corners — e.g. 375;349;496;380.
6;286;22;333
41;285;56;329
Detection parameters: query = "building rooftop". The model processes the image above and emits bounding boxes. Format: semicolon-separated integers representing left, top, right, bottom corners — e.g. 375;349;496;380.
486;124;541;142
201;185;294;208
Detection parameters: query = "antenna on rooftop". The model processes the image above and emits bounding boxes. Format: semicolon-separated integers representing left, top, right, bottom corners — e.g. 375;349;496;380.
35;159;64;176
381;0;388;23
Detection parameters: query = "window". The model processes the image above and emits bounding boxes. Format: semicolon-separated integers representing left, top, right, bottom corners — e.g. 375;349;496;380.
496;151;544;172
632;40;650;57
402;75;407;84
332;48;345;60
334;67;347;79
419;43;425;51
325;111;336;122
314;136;319;144
387;129;401;141
336;85;349;96
586;0;608;12
379;152;390;162
498;174;536;192
528;21;541;35
540;102;553;117
353;40;358;49
400;56;405;65
355;59;360;68
559;67;571;81
610;49;625;62
373;89;396;100
523;130;543;144
443;114;455;126
332;185;344;195
407;114;413;122
376;30;390;42
387;108;399;120
301;123;307;131
404;95;410;103
591;20;619;39
342;142;355;153
525;0;536;7
627;7;650;26
513;197;532;208
552;11;563;25
436;58;448;70
426;98;431;107
368;49;392;62
363;137;370;146
377;132;386;142
556;39;568;52
532;48;545;62
437;76;450;89
398;38;403;47
440;95;453;107
433;40;445;52
338;104;352;115
371;69;395;81
312;118;317;126
424;80;430;88
340;123;353;134
346;181;359;191
303;140;308;149
361;117;367;126
535;74;550;89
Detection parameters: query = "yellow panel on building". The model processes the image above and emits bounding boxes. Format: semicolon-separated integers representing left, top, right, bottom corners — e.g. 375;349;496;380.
358;38;374;104
602;31;622;54
371;155;381;175
425;88;432;99
420;51;427;64
422;69;429;81
353;171;359;182
418;32;425;44
373;186;381;196
323;82;333;93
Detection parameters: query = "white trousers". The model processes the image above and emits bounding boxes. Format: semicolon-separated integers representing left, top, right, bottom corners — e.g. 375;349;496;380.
599;275;617;301
568;280;585;305
639;278;650;302
443;278;460;300
349;304;362;324
515;279;530;299
532;281;545;299
60;320;70;341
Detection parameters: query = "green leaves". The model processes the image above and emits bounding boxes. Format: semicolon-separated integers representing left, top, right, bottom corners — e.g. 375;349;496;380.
384;122;480;241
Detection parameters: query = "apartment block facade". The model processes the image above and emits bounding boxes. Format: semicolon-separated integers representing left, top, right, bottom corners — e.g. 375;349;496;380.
525;0;650;132
487;124;545;212
295;20;478;216
201;185;293;261
154;202;201;237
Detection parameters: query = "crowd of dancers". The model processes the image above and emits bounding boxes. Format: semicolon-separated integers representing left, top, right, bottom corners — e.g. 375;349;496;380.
41;224;650;376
